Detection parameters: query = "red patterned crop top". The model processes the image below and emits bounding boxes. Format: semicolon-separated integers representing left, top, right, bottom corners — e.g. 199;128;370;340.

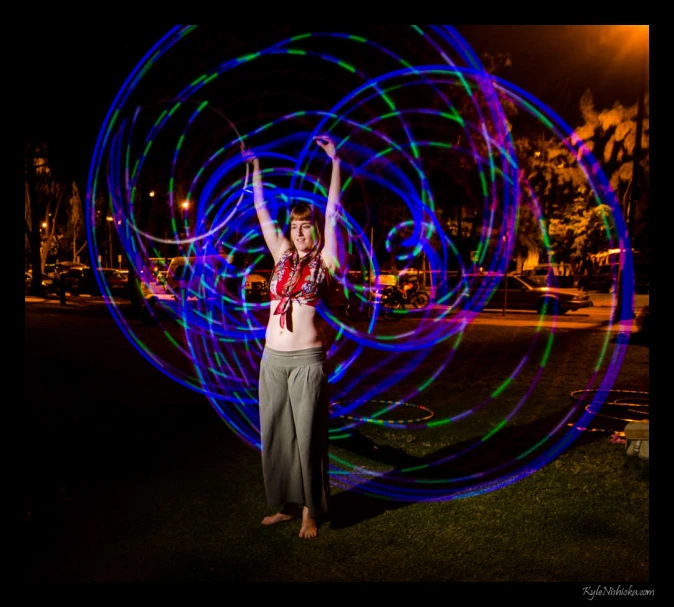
269;248;329;330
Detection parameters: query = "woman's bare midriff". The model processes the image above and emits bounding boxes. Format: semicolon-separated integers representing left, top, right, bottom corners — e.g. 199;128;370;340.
265;300;326;351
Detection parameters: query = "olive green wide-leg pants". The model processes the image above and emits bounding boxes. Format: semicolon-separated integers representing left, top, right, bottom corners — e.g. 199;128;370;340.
259;346;330;519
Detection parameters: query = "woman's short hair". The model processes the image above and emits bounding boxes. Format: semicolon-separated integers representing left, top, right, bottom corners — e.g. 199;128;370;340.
288;203;323;250
289;202;319;224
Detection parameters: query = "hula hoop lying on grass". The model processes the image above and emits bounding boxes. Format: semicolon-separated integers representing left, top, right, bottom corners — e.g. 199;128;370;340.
330;399;435;426
570;389;649;407
570;389;649;425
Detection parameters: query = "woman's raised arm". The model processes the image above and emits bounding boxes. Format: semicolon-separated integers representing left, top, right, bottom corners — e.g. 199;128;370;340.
242;143;289;263
314;136;344;275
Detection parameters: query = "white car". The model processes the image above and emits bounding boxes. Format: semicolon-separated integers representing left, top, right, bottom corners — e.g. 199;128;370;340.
450;272;593;315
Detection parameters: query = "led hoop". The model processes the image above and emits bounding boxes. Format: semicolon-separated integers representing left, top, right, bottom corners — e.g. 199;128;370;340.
331;400;435;427
86;25;634;501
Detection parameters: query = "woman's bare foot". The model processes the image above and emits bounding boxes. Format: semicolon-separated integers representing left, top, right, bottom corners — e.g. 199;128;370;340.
261;512;295;525
261;505;300;526
299;506;318;539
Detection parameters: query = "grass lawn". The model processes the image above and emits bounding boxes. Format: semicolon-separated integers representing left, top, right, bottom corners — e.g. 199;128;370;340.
24;306;650;584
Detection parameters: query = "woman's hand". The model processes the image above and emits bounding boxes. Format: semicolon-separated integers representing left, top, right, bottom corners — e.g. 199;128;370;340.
314;135;339;161
241;142;258;165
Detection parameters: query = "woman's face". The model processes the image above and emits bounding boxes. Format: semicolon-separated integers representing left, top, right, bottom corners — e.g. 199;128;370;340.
290;219;317;254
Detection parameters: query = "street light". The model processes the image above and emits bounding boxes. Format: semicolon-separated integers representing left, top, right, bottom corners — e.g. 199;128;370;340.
106;216;114;268
181;200;191;239
614;26;648;324
628;27;648;242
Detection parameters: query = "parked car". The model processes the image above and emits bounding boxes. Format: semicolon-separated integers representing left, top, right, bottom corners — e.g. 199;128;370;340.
580;263;617;293
375;273;397;290
448;272;593;315
25;271;53;295
98;268;130;296
44;263;57;278
156;263;172;288
53;261;88;277
520;263;575;288
580;262;649;295
165;255;236;299
165;255;275;302
144;257;172;286
61;267;129;297
244;272;269;302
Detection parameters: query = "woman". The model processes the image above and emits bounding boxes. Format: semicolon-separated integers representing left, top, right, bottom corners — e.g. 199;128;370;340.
242;136;343;539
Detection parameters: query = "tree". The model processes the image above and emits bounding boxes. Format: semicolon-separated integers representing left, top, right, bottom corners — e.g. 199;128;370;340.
39;180;66;272
515;131;588;264
572;89;649;251
66;181;87;262
25;142;54;294
25;141;76;295
413;52;521;269
508;88;649;267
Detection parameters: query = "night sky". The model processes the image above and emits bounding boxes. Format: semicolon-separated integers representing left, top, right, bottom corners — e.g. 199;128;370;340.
23;24;647;183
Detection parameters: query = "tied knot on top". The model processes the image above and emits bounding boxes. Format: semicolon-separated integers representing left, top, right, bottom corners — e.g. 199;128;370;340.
272;249;326;332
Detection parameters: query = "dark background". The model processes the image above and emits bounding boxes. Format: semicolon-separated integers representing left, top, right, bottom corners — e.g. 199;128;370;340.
22;24;648;182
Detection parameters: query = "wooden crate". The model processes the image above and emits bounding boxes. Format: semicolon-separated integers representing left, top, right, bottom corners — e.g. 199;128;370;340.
624;421;649;459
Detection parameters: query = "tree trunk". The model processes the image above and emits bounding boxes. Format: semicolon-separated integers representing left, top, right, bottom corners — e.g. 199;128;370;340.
25;143;46;296
128;190;156;316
